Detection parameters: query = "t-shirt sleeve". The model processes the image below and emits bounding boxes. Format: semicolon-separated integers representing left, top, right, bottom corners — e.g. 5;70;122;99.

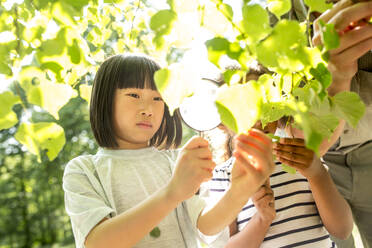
185;194;229;246
63;157;115;248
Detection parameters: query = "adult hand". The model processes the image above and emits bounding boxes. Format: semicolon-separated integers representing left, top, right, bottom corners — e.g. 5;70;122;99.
313;0;372;95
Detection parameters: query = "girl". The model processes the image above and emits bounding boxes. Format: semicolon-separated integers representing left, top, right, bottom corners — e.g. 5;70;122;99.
63;54;275;248
202;70;353;247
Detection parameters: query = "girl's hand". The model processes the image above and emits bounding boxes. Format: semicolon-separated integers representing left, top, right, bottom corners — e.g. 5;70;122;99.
273;138;323;180
312;0;372;95
252;180;276;225
167;136;216;203
230;129;275;203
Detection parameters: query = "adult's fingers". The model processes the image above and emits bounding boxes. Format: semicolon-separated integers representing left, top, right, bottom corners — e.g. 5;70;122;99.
314;0;354;33
330;25;372;55
313;0;371;46
330;1;372;32
330;37;372;66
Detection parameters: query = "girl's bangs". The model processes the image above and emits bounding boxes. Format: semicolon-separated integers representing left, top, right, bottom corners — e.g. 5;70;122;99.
117;55;160;90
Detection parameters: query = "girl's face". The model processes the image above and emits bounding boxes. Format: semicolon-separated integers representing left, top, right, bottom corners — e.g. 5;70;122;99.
112;87;165;149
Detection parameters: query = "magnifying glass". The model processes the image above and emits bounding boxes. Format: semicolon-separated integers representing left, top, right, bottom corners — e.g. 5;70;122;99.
179;78;221;136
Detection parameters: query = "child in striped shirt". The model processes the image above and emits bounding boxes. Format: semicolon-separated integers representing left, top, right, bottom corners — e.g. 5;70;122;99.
201;68;353;248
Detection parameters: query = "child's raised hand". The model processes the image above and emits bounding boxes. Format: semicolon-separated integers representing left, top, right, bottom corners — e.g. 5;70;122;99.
252;180;276;224
230;129;275;201
273;138;323;179
168;136;216;203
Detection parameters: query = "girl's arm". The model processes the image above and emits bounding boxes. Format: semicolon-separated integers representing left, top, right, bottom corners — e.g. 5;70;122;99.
225;182;276;248
274;138;353;240
197;130;275;236
86;137;216;248
306;160;353;240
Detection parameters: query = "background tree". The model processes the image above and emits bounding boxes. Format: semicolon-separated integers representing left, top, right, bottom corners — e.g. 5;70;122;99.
0;0;366;247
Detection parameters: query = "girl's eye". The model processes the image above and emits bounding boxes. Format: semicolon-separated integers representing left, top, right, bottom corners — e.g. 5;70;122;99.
127;93;139;98
154;97;163;101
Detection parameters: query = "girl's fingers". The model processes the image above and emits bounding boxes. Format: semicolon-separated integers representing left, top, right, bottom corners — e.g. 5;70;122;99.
273;144;314;158
255;194;275;208
193;147;213;160
233;152;257;175
276;156;305;171
184;136;209;150
247;128;272;146
199;159;216;171
253;186;274;202
252;186;268;201
278;138;305;146
275;150;312;165
330;25;372;55
235;138;267;158
235;142;268;168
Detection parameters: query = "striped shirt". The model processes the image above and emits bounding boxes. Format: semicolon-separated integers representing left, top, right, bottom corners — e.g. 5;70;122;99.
204;159;335;248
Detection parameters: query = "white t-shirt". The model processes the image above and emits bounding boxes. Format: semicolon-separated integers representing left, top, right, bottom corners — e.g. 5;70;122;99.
63;147;222;248
204;159;334;248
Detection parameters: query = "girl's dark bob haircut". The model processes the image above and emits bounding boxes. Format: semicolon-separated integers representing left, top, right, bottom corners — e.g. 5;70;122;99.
90;54;182;149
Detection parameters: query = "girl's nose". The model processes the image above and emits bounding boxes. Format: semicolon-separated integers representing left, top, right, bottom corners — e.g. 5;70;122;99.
140;109;152;117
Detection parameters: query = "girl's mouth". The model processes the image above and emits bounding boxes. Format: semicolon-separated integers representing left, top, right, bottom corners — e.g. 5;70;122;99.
136;122;153;129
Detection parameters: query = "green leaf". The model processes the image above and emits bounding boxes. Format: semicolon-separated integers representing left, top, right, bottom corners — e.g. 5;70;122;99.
14;122;66;162
150;10;177;49
40;62;64;76
63;0;89;11
267;0;292;20
150;10;177;36
332;92;366;128
68;39;81;64
304;0;332;13
27;81;78;120
79;84;92;103
205;37;230;67
216;83;262;134
318;20;340;51
156;63;198;115
150;226;161;238
52;2;77;26
219;3;233;20
260;102;294;127
241;4;272;45
282;163;296;174
38;29;66;56
0;91;21;130
154;69;171;94
0;61;12;75
256;20;310;73
310;63;332;91
215;101;238;133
